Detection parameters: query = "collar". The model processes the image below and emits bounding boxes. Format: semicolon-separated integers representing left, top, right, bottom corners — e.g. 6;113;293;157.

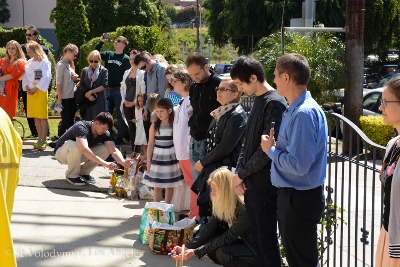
286;91;311;115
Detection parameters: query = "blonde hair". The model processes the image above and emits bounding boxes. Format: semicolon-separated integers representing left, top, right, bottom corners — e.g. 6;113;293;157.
208;168;243;223
87;50;101;64
148;93;160;112
152;54;168;64
4;40;26;68
62;43;78;71
26;41;47;61
222;78;242;103
173;68;192;92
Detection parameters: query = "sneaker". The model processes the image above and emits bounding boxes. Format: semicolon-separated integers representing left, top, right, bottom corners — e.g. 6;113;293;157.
33;142;39;149
38;142;46;151
66;177;85;185
80;174;96;184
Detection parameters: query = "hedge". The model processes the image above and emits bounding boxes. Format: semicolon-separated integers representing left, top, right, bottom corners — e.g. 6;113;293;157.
78;25;177;73
0;27;57;92
359;115;396;147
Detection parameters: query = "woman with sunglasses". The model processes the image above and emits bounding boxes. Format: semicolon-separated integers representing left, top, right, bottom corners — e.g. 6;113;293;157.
78;50;108;121
55;43;79;136
375;76;400;267
192;79;247;223
120;49;146;157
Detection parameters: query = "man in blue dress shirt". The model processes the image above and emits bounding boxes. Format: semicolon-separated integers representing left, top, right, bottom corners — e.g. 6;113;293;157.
261;53;327;267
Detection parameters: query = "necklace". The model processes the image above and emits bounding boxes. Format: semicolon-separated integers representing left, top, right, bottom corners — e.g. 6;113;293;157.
380;137;400;186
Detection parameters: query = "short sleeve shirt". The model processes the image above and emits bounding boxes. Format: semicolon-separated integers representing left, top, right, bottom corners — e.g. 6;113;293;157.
55;121;113;152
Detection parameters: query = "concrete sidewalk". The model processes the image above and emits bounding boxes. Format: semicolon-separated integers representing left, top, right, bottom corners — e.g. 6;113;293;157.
12;144;214;267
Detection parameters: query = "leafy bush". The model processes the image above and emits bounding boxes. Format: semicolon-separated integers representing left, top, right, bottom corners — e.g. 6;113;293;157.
0;26;53;50
253;30;346;104
78;25;177;72
359;115;395;147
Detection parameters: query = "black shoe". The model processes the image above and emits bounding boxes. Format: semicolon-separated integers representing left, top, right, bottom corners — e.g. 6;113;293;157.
51;136;59;141
49;141;57;148
80;175;96;184
66;177;85;185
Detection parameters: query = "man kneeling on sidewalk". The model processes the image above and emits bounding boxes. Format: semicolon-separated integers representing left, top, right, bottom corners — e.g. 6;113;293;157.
54;112;132;185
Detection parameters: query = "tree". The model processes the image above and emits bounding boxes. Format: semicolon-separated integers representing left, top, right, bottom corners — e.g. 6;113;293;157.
0;0;10;24
203;0;400;57
82;0;118;40
50;0;89;51
254;31;346;103
202;0;228;48
83;0;171;40
176;5;197;24
165;4;178;23
150;0;172;29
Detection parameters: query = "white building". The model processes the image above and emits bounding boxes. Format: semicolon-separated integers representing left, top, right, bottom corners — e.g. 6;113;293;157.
1;0;58;49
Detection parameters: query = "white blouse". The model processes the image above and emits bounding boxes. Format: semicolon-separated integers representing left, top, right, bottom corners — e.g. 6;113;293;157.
22;58;51;92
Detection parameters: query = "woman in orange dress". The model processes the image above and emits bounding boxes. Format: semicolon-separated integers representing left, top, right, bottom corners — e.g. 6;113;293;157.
0;40;26;118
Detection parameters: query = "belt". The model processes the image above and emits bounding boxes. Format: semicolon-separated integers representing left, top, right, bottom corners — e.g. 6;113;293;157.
278;184;323;194
108;86;120;90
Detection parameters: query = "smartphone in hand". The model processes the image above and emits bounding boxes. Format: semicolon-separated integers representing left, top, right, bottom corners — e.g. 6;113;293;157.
270;122;275;131
103;33;109;39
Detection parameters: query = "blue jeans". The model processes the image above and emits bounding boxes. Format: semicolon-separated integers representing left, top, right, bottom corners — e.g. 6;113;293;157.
106;89;125;145
189;137;206;181
244;190;281;267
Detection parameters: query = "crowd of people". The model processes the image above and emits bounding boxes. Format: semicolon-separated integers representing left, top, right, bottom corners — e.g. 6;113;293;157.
1;24;399;267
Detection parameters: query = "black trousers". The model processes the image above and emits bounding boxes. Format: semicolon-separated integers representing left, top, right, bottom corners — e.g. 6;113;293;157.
277;185;325;267
123;105;141;153
207;239;257;267
59;98;77;136
244;190;281;267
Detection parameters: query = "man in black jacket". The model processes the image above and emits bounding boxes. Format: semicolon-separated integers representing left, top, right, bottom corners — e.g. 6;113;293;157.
231;56;287;267
186;53;221;182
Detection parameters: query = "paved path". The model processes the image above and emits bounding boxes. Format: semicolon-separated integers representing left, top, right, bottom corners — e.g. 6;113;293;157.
12;143;214;267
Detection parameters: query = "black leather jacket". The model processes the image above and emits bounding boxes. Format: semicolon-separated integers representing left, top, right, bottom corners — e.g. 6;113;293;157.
199;104;247;168
186;202;256;258
188;73;221;140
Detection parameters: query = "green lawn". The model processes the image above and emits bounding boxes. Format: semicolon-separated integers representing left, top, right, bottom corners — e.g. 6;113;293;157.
14;116;61;139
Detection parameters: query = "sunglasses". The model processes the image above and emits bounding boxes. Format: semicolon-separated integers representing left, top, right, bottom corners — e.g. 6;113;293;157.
89;60;99;63
139;63;147;70
73;53;78;58
25;33;37;37
215;87;236;92
115;39;126;45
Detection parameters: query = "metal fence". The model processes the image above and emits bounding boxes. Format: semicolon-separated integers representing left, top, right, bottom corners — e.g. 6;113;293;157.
321;111;385;267
240;95;385;266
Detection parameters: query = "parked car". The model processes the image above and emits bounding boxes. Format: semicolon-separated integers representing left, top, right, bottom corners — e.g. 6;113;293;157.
323;87;383;116
364;67;379;84
324;88;384;138
368;73;400;89
217;73;231;80
214;64;232;75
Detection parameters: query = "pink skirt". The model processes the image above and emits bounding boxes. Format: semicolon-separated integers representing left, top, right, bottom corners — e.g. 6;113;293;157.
376;226;400;267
